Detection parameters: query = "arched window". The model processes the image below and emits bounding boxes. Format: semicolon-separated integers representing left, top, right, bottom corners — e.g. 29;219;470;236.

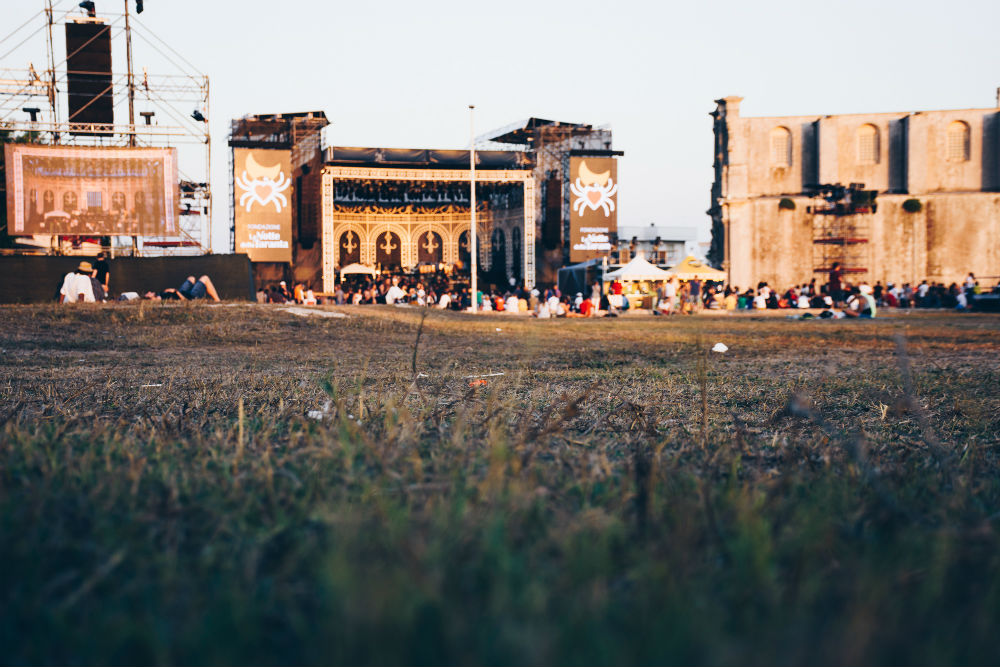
946;121;971;162
857;124;880;165
770;126;792;167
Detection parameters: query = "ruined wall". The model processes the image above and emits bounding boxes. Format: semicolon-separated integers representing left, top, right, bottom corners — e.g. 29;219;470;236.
728;193;1000;289
713;95;1000;289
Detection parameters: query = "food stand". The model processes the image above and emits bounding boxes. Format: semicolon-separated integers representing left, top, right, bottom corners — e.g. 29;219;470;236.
603;251;673;309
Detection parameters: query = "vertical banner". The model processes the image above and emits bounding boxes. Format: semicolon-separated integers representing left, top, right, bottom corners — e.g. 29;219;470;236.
233;148;292;262
568;156;618;262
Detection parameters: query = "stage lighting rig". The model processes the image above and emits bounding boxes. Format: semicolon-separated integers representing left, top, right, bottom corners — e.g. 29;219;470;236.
191;109;206;122
135;0;144;13
79;1;96;17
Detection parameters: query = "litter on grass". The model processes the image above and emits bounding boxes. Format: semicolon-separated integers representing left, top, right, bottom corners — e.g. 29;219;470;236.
711;343;729;353
462;372;506;379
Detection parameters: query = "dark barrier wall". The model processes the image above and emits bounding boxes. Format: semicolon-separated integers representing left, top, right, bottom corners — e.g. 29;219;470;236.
0;254;254;303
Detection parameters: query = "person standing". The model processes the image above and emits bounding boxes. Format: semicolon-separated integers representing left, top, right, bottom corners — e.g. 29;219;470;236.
94;251;111;297
689;278;702;312
828;262;844;305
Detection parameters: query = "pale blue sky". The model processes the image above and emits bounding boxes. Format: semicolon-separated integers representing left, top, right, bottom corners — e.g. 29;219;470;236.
5;0;999;253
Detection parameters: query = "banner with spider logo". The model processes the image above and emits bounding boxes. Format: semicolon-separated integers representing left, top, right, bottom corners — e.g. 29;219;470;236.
233;148;293;262
568;156;618;262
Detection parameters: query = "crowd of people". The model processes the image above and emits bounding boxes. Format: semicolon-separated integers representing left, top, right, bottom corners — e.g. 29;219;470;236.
58;254;993;317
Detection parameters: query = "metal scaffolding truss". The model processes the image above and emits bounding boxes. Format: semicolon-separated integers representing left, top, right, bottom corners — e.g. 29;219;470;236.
0;1;212;256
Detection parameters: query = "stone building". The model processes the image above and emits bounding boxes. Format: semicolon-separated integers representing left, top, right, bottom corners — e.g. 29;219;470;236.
709;92;1000;289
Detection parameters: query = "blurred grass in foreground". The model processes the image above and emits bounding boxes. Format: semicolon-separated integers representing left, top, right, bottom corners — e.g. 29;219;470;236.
1;304;999;665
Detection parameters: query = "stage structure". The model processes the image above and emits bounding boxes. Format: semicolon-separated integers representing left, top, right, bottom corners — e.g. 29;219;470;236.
477;118;623;285
320;147;536;292
228;111;330;287
0;1;211;256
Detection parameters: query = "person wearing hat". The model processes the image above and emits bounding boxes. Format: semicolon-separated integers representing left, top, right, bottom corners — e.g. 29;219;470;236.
59;261;96;303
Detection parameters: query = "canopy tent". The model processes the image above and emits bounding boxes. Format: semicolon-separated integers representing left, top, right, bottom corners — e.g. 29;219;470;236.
604;252;673;281
664;256;726;281
339;263;378;281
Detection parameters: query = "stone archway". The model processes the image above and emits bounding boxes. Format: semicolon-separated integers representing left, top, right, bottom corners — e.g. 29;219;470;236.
490;227;507;283
417;230;443;264
375;230;402;268
458;230;471;268
339;229;361;266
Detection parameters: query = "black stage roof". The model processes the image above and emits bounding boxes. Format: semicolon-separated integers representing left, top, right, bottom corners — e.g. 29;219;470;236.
478;117;596;145
324;147;534;170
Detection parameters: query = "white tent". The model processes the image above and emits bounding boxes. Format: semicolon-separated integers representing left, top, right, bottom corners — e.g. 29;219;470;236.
604;252;673;281
339;263;378;281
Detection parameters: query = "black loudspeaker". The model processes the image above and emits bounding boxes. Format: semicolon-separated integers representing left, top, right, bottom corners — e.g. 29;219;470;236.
65;21;113;132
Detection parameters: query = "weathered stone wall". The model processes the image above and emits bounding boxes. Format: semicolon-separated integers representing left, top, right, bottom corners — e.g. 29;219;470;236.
725;193;1000;289
712;95;1000;289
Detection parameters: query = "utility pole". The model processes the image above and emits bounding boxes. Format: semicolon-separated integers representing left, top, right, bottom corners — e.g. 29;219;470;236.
469;104;477;312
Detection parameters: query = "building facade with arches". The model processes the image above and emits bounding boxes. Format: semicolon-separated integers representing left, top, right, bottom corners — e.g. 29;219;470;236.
710;93;1000;288
319;147;536;292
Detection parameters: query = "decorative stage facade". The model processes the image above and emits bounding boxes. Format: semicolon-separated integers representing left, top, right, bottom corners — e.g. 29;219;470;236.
320;148;536;292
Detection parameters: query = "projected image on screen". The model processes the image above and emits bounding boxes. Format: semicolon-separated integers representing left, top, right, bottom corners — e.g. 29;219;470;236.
4;145;179;236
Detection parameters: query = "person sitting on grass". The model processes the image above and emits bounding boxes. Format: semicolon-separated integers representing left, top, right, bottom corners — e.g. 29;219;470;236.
59;261;96;303
844;285;877;318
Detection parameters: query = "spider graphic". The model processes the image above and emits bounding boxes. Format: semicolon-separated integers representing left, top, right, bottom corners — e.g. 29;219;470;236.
235;152;291;212
569;160;618;217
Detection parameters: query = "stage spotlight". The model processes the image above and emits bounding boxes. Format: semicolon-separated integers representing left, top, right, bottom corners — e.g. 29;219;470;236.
139;111;155;125
135;0;144;13
23;107;41;121
191;109;206;122
79;1;96;17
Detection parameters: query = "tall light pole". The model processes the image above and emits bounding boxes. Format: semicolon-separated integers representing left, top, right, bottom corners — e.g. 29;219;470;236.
469;104;478;311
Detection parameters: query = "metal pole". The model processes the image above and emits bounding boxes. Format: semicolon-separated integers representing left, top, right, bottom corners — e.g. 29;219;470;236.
124;0;136;146
204;76;211;252
469;104;477;312
44;0;58;140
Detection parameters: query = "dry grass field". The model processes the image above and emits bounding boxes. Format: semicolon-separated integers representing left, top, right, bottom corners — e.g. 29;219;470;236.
2;303;1000;665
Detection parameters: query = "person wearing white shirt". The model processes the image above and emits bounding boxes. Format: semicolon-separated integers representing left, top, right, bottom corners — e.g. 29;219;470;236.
547;294;560;314
59;261;96;303
384;283;406;304
796;293;810;309
437;292;451;309
506;294;519;313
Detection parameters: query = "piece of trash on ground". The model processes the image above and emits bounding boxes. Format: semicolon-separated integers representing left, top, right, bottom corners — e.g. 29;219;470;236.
140;383;163;388
469;379;488;387
462;372;506;379
711;343;729;353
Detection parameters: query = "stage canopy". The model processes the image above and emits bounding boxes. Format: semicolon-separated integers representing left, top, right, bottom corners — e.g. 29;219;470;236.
325;147;532;170
604;252;673;281
665;256;726;281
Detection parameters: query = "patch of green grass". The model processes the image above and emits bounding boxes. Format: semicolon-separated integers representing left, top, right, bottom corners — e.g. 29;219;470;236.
1;305;1000;664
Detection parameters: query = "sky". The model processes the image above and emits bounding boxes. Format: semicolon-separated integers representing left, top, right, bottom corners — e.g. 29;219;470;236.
4;0;1000;254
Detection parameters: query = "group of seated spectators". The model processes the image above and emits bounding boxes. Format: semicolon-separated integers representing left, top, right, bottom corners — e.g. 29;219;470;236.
58;254;221;303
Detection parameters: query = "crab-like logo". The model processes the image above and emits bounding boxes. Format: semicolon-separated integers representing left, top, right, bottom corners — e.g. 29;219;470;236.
570;160;618;217
235;152;291;212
